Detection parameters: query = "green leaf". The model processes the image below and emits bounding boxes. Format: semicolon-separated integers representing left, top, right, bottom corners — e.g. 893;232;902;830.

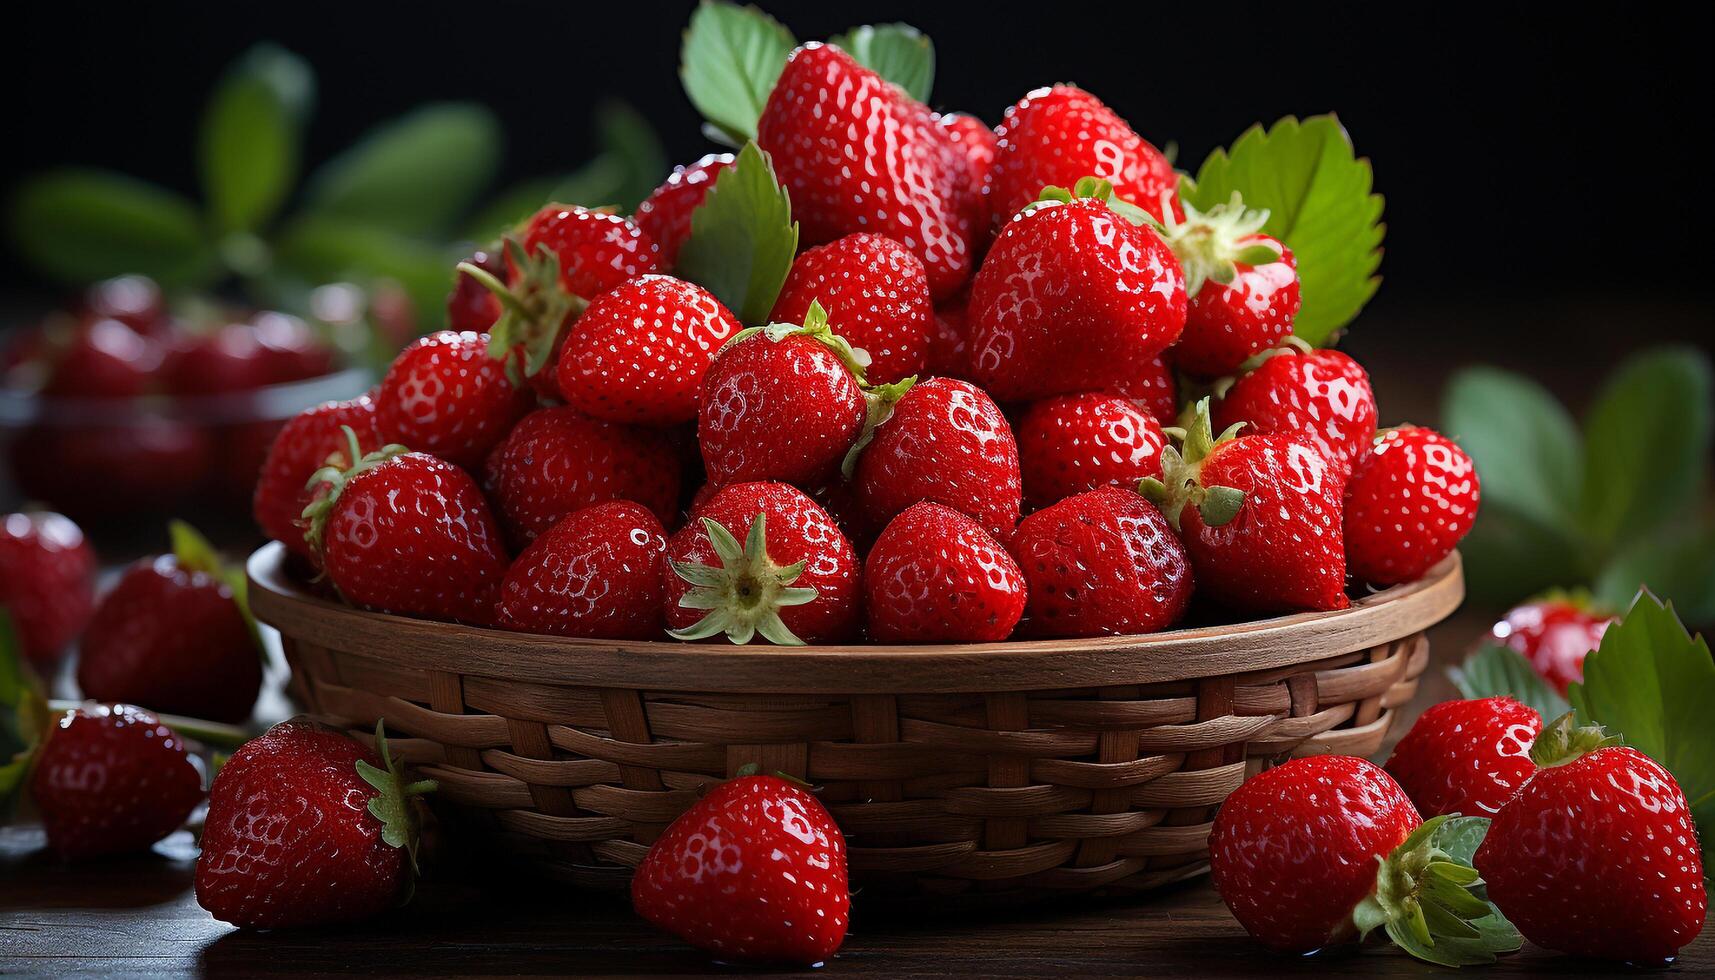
674;141;798;325
1449;645;1571;721
303;103;501;237
1458;508;1591;607
1578;347;1713;554
594;100;669;213
273;215;460;331
8;170;216;288
1184;115;1384;345
1594;523;1715;625
0;613;49;819
1569;591;1715;859
829;23;934;102
679;1;796;144
199;44;314;233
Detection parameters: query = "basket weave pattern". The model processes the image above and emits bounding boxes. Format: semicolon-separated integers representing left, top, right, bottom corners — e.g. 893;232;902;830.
252;545;1453;898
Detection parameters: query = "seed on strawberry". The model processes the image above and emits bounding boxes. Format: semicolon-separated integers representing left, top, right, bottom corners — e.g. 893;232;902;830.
1344;426;1480;585
1213;347;1377;479
1488;595;1616;694
769;233;934;385
374;330;531;470
1017;393;1167;511
632;772;849;964
664;482;859;645
1154;194;1301;378
253;395;383;567
497;501;668;639
556;275;742;425
0;510;96;669
1384;697;1542;817
865;501;1025;643
634;153;734;268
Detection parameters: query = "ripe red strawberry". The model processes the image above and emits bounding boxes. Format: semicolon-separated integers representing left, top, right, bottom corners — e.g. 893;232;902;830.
1476;717;1707;964
165;322;275;396
557;274;742;424
1009;486;1191;638
9;418;213;519
1489;595;1616;694
697;310;871;490
1156;195;1301;378
1344;426;1480;585
937;112;998;189
853;377;1021;540
758;43;976;299
1144;399;1349;613
0;511;96;668
497;501;668;639
513;203;660;301
374;330;531;470
78;528;261;723
253;395;383;566
1017;393;1167;510
927;287;971;380
484;407;681;546
1213;348;1377;479
632;773;849;964
446;247;504;332
769;233;934;385
250;312;335;384
967;184;1186;401
196;719;436;929
305;436;510;624
664;482;859;645
81;275;168;336
634;153;734;268
988;85;1180;227
865;501;1026;643
30;703;204;859
1210;755;1507;962
1113;353;1178;426
42;317;160;398
1385;697;1543;817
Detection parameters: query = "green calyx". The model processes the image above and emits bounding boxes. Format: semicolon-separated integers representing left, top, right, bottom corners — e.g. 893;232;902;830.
1138;397;1246;530
1154;190;1281;296
0;613;50;820
299;425;409;558
667;512;819;646
354;720;438;893
1351;815;1524;967
1031;176;1157;227
461;237;589;387
1529;711;1622;768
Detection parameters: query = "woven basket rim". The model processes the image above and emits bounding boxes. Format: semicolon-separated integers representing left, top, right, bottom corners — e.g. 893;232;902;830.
248;543;1462;695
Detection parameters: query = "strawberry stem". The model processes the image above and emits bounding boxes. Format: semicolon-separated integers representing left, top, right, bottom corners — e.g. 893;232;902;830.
1528;712;1622;768
667;513;818;646
299;426;408;558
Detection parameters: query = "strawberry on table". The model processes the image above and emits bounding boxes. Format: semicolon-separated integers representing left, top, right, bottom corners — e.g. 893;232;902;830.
497;501;669;639
633;153;734;268
0;511;96;669
864;502;1026;643
769;233;935;385
1343;426;1480;585
252;394;383;567
1016;393;1167;510
1384;697;1542;817
374;330;532;470
1213;347;1377;479
632;772;849;964
1154;194;1301;378
1489;594;1615;694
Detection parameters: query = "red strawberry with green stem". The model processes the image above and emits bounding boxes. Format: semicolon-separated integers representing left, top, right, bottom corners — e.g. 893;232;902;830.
769;233;935;385
446;247;504;333
497;501;668;640
1017;393;1167;511
252;394;382;567
1384;696;1543;817
664;482;860;645
196;719;436;929
634;153;734;268
1488;594;1615;694
0;510;96;669
1213;346;1377;479
1143;398;1349;613
865;501;1026;643
1344;426;1480;586
631;771;849;964
374;330;531;470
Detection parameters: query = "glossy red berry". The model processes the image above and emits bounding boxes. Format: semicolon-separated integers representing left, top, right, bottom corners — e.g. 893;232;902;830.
1384;697;1542;817
1016;393;1166;511
864;502;1026;643
769;233;934;385
1344;426;1480;585
633;153;734;268
497;501;668;639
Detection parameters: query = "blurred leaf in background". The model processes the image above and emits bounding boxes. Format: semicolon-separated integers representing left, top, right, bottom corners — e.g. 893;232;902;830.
199;43;315;237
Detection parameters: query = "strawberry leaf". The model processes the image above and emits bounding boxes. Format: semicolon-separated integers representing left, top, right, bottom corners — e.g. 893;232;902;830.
199;44;315;234
301;103;501;237
679;1;796;145
7;169;216;288
1449;644;1571;720
1183;115;1384;346
1594;522;1715;624
829;24;934;102
1569;590;1715;869
674;141;799;325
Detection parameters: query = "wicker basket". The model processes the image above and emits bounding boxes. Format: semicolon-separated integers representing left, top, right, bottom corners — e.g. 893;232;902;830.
248;543;1458;900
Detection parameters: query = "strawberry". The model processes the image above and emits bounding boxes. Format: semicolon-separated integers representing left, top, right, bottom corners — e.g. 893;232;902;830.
852;377;1021;541
758;43;976;299
967;180;1186;402
664;482;859;645
304;433;510;624
1476;716;1707;964
633;153;734;268
81;275;168;336
1210;755;1508;963
165;322;274;396
1113;353;1178;426
9;418;213;519
769;233;934;385
1016;393;1167;511
1155;195;1301;378
696;308;873;490
1008;486;1191;638
483;406;681;546
864;501;1026;643
1343;426;1480;586
374;330;532;470
196;719;436;929
987;85;1179;228
446;247;504;332
556;274;742;425
1143;398;1349;613
1384;697;1543;817
42;317;160;398
1489;594;1615;694
937;112;998;190
632;772;849;964
250;311;335;384
0;511;96;669
77;525;261;723
30;703;203;860
927;287;972;380
497;501;668;639
252;395;383;566
1213;348;1377;479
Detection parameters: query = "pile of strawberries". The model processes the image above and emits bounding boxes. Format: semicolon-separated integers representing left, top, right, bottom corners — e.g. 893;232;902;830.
255;42;1481;647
